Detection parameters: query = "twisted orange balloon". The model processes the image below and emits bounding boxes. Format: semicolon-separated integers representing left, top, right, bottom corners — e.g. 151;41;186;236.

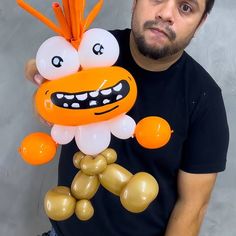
16;0;104;49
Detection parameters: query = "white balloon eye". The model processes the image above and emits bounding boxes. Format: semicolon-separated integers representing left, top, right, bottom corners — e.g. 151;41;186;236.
36;36;80;80
79;28;120;69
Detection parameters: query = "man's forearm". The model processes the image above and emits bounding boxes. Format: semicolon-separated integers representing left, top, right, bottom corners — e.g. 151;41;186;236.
164;199;208;236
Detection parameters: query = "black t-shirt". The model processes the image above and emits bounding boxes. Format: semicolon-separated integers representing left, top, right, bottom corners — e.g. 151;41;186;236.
51;29;229;236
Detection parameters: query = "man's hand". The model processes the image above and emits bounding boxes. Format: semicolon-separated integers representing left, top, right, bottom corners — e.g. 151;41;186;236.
25;59;45;85
165;170;217;236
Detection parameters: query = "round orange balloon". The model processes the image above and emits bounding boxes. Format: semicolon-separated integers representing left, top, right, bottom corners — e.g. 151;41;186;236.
135;116;172;149
19;132;57;165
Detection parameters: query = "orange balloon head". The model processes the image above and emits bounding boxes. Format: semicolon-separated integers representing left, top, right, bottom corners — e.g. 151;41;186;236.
35;66;137;126
17;1;138;127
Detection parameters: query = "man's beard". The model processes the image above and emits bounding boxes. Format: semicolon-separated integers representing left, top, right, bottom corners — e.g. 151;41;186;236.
131;19;193;60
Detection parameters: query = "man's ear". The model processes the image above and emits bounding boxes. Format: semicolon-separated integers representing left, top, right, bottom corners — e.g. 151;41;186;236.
194;14;208;36
199;14;208;28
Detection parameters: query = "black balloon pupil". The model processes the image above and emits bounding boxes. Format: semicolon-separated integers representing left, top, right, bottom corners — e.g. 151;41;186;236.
52;56;63;68
93;43;104;55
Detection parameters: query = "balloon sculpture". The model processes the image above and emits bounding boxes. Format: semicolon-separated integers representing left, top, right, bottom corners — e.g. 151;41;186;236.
17;0;173;221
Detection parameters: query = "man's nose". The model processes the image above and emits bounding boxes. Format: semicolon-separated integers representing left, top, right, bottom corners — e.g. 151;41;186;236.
155;0;175;25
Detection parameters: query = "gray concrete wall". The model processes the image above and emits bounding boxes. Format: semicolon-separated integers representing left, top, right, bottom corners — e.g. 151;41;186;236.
0;0;235;235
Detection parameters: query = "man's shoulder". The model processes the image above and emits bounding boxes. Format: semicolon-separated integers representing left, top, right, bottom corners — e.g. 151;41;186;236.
108;28;131;66
109;28;131;42
183;51;221;92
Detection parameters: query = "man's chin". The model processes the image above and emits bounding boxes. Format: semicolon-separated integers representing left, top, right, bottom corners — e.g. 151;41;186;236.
142;35;170;51
139;43;167;56
137;46;168;60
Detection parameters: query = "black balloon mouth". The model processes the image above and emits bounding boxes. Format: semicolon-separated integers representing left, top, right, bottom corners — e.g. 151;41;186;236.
51;80;130;110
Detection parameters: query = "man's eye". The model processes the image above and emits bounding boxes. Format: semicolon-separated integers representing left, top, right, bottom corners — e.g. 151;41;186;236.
180;4;192;13
52;56;64;68
151;0;162;3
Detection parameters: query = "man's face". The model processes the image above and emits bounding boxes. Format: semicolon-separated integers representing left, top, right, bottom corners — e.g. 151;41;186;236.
131;0;206;59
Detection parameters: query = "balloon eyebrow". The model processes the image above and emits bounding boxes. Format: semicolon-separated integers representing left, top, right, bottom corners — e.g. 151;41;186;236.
16;0;104;49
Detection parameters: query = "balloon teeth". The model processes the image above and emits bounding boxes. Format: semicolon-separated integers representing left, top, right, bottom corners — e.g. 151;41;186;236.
76;93;88;101
72;103;80;108
89;100;97;107
116;95;123;100
113;83;122;92
56;94;63;99
89;91;99;98
101;88;112;95
51;80;130;110
103;99;111;105
65;95;75;100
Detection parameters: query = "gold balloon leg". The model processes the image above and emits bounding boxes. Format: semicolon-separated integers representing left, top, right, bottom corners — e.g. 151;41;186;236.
71;171;100;200
44;186;76;221
120;172;159;213
75;199;94;221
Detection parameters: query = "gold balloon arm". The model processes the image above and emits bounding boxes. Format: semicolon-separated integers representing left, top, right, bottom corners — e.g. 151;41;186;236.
99;164;133;196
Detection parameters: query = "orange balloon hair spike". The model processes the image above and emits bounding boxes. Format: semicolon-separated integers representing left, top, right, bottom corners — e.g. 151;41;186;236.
52;2;72;40
62;0;72;29
17;0;104;49
75;0;82;43
83;0;103;32
16;0;62;35
79;0;86;22
69;0;77;41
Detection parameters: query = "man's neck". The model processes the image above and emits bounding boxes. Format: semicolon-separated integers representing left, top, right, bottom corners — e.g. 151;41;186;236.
129;32;183;72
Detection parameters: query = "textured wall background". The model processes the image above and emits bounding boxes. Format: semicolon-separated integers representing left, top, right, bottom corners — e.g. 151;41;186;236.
0;0;235;235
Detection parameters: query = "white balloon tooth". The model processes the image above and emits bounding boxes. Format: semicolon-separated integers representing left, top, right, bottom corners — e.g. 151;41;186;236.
63;103;69;108
89;100;97;106
76;93;88;101
57;94;64;99
65;95;75;100
116;95;123;100
103;99;110;105
101;88;112;95
113;83;122;92
90;91;99;98
72;103;80;108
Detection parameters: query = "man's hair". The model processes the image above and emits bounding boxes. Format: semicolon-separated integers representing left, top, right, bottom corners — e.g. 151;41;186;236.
135;0;215;16
204;0;215;15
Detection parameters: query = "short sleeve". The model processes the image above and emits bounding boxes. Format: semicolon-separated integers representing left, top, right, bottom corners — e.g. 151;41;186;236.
181;88;229;173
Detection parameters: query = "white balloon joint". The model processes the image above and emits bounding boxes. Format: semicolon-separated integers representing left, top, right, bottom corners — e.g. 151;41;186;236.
51;114;136;155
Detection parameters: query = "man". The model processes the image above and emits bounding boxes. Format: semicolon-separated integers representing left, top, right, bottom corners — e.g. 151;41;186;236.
26;0;229;235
